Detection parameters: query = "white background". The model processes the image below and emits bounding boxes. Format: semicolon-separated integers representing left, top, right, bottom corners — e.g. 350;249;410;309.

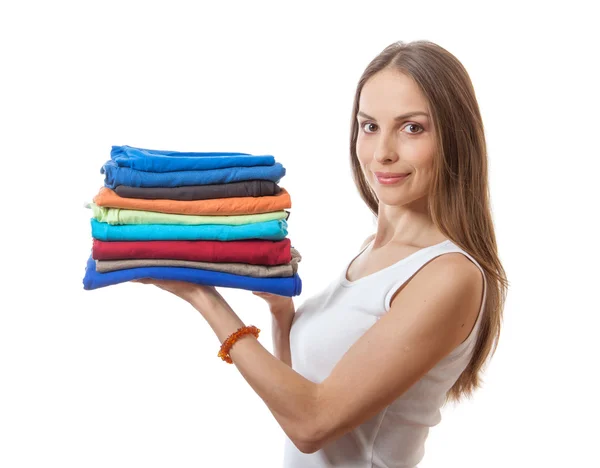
1;1;598;467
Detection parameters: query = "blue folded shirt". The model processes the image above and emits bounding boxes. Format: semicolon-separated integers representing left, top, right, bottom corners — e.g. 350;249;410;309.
82;256;302;296
101;160;286;188
111;145;276;172
90;218;288;241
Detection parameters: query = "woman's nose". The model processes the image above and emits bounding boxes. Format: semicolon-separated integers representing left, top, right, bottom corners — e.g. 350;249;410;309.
373;133;399;163
374;144;399;164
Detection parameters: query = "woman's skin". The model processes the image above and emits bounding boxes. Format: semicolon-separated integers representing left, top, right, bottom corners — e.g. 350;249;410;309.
259;67;450;299
351;66;449;281
258;68;448;301
130;66;482;453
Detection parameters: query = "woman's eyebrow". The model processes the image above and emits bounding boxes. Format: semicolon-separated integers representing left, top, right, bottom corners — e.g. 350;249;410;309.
357;110;429;120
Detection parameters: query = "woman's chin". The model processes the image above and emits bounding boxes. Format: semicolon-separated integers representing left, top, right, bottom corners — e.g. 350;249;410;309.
374;194;407;206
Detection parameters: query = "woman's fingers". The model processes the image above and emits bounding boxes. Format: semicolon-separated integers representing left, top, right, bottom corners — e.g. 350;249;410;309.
252;291;272;297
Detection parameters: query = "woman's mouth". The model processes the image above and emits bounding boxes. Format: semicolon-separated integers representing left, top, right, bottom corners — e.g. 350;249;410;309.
375;173;411;185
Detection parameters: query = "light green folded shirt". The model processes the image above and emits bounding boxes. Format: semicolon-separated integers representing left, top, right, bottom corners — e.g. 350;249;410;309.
86;202;288;226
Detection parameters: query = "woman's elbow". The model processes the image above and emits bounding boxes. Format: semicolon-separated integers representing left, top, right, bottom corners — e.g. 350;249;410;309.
295;436;320;454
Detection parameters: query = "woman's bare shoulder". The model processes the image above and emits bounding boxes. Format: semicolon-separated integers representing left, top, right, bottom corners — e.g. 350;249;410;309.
359;233;376;250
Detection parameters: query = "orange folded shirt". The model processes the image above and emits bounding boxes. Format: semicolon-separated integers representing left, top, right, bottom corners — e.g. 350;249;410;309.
92;186;292;215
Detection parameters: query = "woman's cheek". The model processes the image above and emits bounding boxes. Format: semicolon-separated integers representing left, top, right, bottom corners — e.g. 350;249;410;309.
356;143;371;166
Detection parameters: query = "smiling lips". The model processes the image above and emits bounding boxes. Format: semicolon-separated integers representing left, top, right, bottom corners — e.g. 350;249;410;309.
374;171;410;178
374;171;411;184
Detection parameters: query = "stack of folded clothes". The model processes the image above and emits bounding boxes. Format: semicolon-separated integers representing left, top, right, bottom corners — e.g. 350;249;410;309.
82;145;302;296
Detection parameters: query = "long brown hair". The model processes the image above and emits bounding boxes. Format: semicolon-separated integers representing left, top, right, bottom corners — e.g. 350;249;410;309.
349;40;508;404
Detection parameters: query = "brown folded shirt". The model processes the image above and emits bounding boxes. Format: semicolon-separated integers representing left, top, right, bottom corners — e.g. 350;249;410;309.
93;186;292;215
95;247;302;277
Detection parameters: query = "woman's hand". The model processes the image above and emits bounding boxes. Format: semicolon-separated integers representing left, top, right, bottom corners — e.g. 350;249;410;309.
131;278;224;310
252;291;295;321
130;279;294;321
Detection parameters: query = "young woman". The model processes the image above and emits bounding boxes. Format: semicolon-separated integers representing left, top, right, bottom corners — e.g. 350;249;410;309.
134;40;508;467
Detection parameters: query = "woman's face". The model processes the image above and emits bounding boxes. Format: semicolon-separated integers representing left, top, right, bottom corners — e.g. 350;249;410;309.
356;68;437;208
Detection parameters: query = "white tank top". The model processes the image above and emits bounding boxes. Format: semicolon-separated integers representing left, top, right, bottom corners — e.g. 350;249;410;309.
283;238;487;468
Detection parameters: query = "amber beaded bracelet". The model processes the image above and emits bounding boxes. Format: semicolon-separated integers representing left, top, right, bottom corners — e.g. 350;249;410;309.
218;325;261;364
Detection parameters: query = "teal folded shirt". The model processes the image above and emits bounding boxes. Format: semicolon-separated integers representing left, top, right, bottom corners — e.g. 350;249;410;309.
90;218;288;241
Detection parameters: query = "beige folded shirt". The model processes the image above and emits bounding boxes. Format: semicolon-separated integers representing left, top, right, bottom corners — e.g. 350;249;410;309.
95;248;302;277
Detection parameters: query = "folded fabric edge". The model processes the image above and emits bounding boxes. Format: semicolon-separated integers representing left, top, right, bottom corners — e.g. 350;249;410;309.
82;256;302;296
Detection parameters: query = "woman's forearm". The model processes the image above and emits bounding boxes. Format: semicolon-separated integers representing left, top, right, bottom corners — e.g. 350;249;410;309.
272;311;294;367
192;294;317;450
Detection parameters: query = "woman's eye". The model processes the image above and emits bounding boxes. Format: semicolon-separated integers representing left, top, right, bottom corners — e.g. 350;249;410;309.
404;123;423;134
361;122;378;133
360;122;423;135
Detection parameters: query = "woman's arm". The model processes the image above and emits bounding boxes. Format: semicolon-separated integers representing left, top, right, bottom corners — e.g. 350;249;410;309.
253;291;296;367
193;292;317;452
271;301;295;367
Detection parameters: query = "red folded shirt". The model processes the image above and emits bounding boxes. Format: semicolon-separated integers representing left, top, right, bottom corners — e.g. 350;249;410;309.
92;238;292;265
